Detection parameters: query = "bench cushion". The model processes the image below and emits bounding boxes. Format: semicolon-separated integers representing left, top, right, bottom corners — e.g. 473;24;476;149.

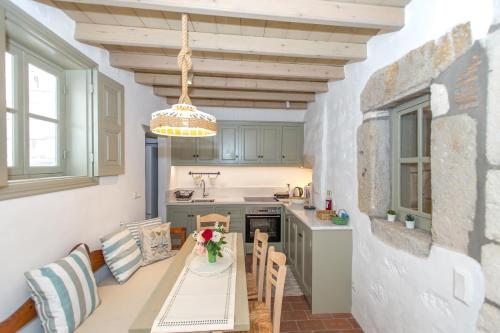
75;257;173;333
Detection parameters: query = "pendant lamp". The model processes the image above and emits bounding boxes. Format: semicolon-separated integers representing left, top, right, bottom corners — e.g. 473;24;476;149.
150;14;217;137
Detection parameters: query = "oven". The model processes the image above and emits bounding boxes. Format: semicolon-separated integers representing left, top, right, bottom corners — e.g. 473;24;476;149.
245;206;281;243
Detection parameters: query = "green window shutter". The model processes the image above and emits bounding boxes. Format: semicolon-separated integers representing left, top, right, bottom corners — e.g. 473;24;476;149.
0;7;7;187
94;72;125;176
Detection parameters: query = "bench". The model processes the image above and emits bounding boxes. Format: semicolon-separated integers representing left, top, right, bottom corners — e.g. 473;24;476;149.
0;227;187;333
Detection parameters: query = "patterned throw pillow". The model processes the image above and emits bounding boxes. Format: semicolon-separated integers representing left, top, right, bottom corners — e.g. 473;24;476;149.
24;244;101;333
101;228;142;283
140;223;175;265
122;217;162;248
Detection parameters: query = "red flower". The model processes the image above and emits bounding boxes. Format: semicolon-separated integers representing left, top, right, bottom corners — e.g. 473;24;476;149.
201;229;213;242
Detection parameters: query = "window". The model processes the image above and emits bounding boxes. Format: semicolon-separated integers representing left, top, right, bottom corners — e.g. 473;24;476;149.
392;95;432;231
6;45;65;178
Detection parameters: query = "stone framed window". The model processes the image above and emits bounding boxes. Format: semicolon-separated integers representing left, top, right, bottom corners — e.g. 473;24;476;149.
391;95;432;231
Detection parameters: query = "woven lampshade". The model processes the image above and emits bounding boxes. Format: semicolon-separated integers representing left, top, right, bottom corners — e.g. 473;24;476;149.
150;13;217;137
151;103;217;137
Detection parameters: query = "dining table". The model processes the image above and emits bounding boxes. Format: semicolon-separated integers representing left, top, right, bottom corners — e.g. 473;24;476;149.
129;233;250;333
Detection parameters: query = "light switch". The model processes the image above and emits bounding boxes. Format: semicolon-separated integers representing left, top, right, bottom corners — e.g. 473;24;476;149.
453;268;471;305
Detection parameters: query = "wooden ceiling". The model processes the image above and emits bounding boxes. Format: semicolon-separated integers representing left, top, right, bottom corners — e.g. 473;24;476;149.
45;0;410;109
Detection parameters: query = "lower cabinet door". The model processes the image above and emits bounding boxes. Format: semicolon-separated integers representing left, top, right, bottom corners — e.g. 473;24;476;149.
289;218;297;268
303;227;313;299
296;222;305;285
167;206;191;231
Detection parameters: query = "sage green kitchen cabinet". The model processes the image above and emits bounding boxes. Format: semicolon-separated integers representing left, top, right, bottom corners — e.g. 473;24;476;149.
166;205;215;234
261;126;282;163
284;214;291;262
171;137;217;165
240;126;260;163
219;124;240;163
284;208;352;314
197;136;218;163
240;125;281;164
171;137;197;165
281;125;304;165
171;121;304;166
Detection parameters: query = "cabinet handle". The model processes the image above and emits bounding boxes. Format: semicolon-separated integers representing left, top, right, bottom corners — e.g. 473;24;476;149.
235;155;239;158
282;155;286;159
227;212;231;215
298;233;303;238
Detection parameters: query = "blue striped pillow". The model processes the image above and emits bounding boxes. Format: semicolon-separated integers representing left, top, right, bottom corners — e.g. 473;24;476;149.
24;244;101;333
122;217;162;248
101;228;143;284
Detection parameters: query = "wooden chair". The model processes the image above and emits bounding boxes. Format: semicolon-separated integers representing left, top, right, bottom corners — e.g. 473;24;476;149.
245;246;287;333
247;229;269;302
0;227;187;333
196;213;230;231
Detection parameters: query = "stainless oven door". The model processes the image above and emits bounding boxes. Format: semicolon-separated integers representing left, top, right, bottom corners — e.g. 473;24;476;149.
245;214;281;243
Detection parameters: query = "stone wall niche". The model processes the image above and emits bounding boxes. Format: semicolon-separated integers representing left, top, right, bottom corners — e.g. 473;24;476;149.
357;116;391;217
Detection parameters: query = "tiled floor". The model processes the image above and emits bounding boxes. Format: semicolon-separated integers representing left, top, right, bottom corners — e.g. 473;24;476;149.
280;296;363;333
245;255;363;333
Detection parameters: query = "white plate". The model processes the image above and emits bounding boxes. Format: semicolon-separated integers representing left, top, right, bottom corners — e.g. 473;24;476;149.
186;247;234;277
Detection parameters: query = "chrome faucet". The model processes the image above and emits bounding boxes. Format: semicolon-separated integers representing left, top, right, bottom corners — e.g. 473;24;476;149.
201;179;209;197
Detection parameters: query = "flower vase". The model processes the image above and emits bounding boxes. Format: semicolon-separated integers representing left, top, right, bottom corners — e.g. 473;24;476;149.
208;250;217;263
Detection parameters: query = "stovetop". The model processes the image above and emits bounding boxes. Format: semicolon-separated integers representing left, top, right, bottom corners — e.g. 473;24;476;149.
243;197;279;202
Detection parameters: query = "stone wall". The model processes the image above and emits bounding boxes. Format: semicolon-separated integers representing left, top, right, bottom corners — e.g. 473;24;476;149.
357;16;500;332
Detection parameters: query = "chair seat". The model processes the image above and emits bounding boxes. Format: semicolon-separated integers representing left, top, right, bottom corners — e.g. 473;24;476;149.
248;301;273;333
246;273;257;300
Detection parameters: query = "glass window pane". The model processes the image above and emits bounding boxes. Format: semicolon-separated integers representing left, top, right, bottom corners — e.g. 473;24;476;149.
29;118;58;167
28;63;58;119
400;163;418;210
423;163;432;214
5;52;14;109
400;110;418;158
6;112;13;167
423;105;431;157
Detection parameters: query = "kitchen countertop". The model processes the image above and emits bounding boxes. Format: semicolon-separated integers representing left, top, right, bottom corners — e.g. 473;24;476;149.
167;197;352;231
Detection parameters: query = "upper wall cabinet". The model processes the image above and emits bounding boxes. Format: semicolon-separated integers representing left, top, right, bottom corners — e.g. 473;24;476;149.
171;121;304;166
94;72;125;176
281;125;304;165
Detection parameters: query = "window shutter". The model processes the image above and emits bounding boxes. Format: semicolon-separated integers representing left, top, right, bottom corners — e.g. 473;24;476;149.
94;72;125;176
0;8;7;187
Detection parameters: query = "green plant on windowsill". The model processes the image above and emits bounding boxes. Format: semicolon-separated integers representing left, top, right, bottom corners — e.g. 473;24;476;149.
405;214;415;229
387;209;396;222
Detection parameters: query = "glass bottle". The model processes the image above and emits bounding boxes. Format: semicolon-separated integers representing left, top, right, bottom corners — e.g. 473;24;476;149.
326;190;333;211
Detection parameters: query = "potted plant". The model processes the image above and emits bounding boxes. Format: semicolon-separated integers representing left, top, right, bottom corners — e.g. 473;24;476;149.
387;209;396;222
405;214;415;229
193;223;227;263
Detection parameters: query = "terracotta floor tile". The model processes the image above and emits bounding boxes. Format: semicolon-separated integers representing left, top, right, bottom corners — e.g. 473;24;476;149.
297;320;326;331
282;310;309;321
348;318;361;329
282;302;294;311
284;296;307;302
306;312;333;320
340;329;363;333
322;318;352;330
291;301;311;310
332;313;352;318
280;321;299;332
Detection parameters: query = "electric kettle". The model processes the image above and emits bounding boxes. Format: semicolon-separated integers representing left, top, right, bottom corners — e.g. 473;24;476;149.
292;186;304;197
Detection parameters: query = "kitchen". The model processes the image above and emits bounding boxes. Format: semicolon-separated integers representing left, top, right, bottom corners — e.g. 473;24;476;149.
162;123;352;314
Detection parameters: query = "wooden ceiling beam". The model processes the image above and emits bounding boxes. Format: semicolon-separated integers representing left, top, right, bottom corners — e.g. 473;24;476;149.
135;73;329;93
56;0;404;31
110;52;344;80
166;98;307;110
155;87;315;102
75;23;366;61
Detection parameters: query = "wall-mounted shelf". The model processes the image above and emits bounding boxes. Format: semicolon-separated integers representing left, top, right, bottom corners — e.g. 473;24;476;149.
188;171;221;176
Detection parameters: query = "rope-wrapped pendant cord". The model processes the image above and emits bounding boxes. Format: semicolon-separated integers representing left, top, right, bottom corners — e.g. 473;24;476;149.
177;13;192;105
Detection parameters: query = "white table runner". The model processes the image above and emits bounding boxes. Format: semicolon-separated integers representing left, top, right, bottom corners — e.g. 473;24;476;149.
151;233;237;333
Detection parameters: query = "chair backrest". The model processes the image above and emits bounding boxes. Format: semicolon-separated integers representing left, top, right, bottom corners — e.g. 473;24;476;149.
265;246;287;333
251;229;269;302
196;213;230;231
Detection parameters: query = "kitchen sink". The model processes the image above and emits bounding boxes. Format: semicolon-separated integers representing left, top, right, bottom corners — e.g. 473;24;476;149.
191;199;215;203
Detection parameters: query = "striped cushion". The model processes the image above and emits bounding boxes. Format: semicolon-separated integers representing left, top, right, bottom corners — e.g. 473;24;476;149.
24;244;101;333
122;217;162;247
101;228;143;284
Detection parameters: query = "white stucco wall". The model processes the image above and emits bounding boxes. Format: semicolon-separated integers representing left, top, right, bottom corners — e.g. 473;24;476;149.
304;0;493;332
0;1;169;332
